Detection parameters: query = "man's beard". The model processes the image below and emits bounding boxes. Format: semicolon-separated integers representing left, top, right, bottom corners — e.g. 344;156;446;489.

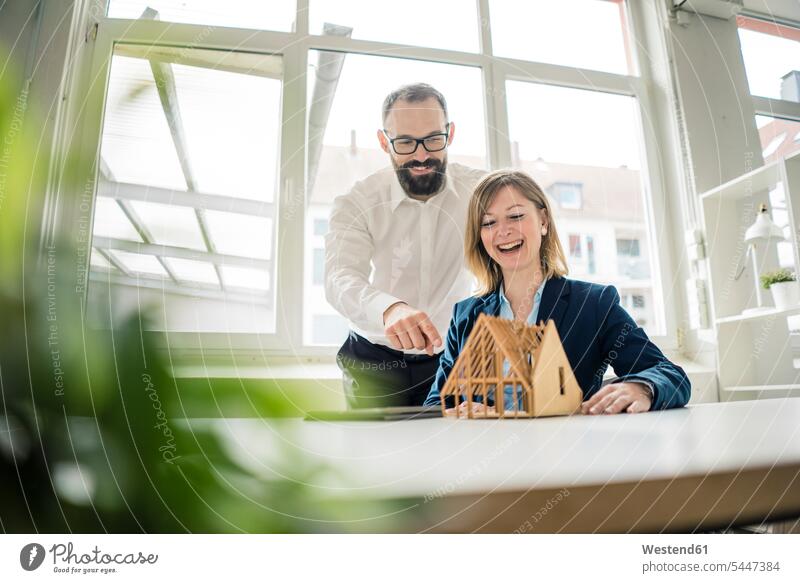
393;156;447;197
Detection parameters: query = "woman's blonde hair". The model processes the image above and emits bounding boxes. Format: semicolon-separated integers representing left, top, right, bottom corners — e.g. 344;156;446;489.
465;169;569;295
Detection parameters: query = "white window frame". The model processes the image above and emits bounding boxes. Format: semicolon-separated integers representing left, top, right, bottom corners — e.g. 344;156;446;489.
739;11;800;144
58;0;679;363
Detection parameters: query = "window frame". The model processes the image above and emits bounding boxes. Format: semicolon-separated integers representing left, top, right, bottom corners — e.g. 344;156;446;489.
59;0;679;363
738;12;800;155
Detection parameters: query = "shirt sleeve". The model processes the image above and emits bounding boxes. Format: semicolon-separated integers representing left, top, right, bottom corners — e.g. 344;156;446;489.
324;187;403;333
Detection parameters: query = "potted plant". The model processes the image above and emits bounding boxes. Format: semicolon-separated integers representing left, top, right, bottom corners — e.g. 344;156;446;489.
760;269;800;309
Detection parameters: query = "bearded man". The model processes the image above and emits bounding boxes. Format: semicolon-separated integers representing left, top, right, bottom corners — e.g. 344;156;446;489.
325;83;485;408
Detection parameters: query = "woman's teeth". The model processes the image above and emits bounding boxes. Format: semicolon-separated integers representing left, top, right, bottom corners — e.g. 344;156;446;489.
498;240;523;252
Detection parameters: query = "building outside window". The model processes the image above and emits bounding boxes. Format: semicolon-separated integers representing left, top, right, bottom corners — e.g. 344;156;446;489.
616;238;640;257
737;15;800;162
549;182;583;210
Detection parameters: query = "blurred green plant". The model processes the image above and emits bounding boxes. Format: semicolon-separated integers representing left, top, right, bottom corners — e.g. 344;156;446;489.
0;53;400;534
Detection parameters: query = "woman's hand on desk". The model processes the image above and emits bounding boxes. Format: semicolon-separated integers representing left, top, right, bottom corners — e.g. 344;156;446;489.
581;382;652;415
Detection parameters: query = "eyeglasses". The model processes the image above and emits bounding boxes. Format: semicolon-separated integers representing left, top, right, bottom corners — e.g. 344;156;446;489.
382;124;450;155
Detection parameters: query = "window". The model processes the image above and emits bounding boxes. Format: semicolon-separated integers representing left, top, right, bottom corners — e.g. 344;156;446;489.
756;115;800;163
313;218;329;237
309;0;480;53
88;45;281;333
506;80;660;333
304;51;488;345
616;238;640;257
620;292;651;327
313;248;325;286
549;182;583;210
737;16;800;103
565;233;596;277
71;1;672;355
107;0;296;32
311;315;351;346
568;234;582;258
738;16;800;165
490;0;635;75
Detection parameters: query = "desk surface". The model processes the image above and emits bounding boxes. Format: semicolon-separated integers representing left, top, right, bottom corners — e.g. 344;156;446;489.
188;398;800;533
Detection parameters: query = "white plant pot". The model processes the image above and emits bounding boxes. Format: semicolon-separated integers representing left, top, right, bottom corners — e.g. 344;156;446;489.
769;281;800;310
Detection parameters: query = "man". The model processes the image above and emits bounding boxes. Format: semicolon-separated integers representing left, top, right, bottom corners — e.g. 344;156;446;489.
325;83;485;408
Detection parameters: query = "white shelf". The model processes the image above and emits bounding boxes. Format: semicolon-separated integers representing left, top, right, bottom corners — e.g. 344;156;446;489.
716;305;800;325
723;384;800;392
699;152;800;401
700;160;781;202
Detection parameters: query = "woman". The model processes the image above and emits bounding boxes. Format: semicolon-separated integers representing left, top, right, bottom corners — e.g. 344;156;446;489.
423;170;690;414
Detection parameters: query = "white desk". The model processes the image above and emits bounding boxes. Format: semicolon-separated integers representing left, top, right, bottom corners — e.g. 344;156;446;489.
188;398;800;533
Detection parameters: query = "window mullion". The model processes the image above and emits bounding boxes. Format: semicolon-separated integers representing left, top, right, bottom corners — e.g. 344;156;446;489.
477;0;511;169
752;96;800;122
295;0;309;36
274;40;309;350
626;0;681;347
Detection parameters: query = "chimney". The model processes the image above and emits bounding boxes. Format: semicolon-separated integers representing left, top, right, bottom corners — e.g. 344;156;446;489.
781;71;800;103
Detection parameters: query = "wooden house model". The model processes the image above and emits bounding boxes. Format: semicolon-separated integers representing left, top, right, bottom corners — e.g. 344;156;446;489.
439;314;583;418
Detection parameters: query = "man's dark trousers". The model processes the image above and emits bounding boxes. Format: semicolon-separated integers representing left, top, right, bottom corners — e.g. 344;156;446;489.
336;331;441;408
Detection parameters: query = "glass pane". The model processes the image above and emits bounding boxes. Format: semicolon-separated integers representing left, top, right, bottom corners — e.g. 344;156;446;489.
205;210;272;259
304;51;488;345
91;197;142;242
108;250;168;277
311;314;350;345
101;55;186;190
107;0;296;32
90;249;113;270
221;266;270;291
309;0;479;52
490;0;634;75
90;45;281;334
756;115;800;164
172;63;281;202
313;218;328;237
738;16;800;102
767;184;794;270
164;257;219;286
506;80;662;335
129;200;206;250
312;248;325;286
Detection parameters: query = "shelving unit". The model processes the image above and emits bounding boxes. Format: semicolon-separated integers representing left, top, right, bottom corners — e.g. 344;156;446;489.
700;150;800;401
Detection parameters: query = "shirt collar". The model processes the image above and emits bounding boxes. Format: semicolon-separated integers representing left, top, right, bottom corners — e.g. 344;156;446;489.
389;165;451;212
498;277;547;309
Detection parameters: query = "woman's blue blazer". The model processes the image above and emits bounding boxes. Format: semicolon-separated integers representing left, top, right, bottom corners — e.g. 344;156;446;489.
424;277;691;410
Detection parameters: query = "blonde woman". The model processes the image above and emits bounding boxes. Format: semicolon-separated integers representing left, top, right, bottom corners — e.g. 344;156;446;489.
423;170;690;414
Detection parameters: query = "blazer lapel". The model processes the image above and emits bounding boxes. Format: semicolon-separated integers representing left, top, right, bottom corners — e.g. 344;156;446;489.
537;277;570;328
478;290;502;317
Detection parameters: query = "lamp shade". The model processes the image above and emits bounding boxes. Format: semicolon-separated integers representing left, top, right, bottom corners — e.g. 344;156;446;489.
744;204;785;242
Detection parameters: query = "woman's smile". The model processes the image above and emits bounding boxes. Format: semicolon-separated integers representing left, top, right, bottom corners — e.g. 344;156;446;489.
496;239;524;254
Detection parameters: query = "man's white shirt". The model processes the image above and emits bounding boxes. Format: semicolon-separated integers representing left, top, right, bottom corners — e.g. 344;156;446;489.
325;162;487;354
